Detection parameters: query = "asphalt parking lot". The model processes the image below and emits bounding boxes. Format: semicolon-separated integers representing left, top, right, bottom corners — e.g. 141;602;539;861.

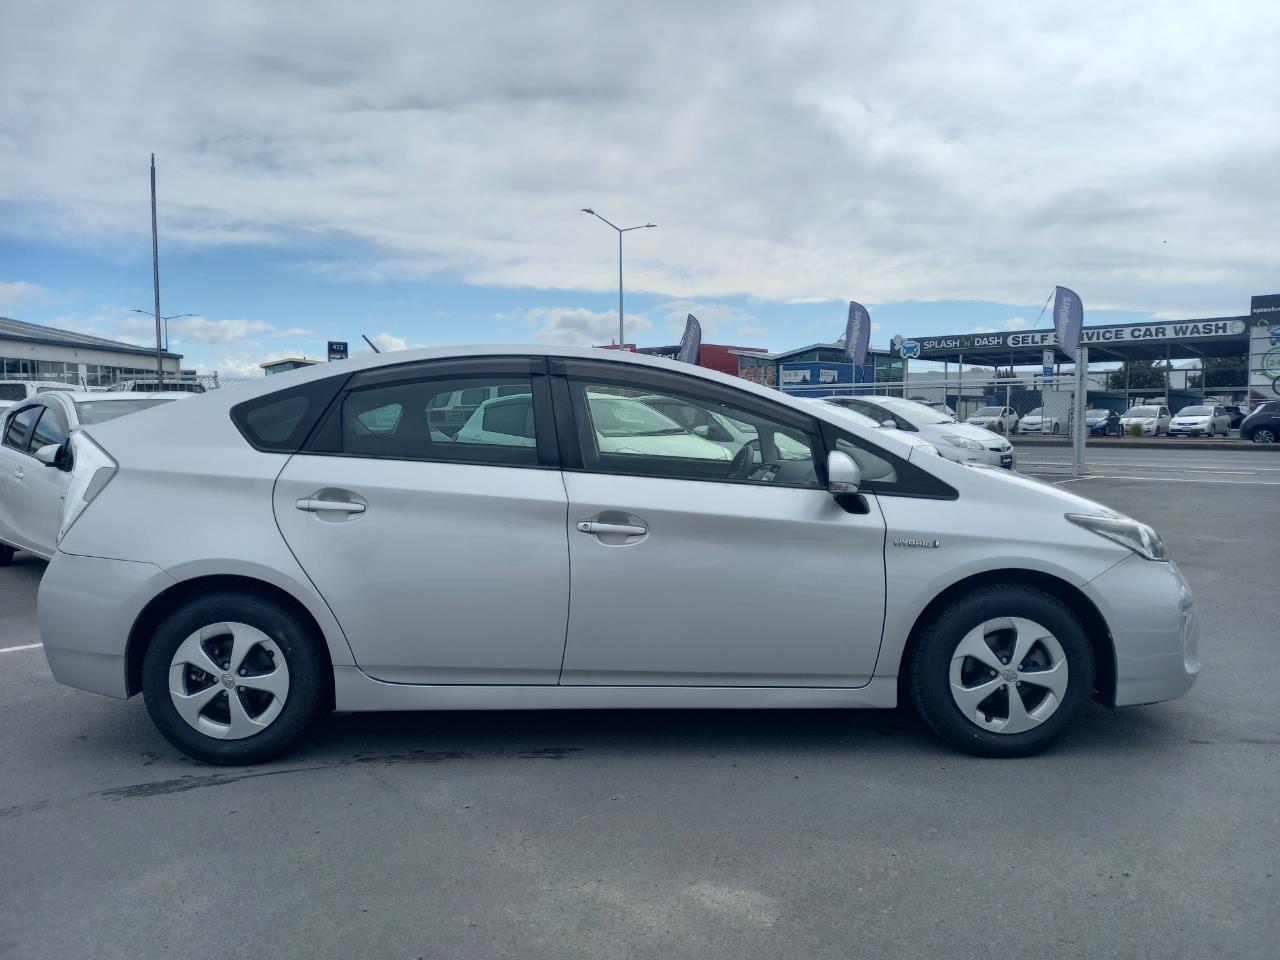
1;450;1276;959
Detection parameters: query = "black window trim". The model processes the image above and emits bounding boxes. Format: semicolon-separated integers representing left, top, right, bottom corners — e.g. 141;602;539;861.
303;356;561;470
548;357;828;491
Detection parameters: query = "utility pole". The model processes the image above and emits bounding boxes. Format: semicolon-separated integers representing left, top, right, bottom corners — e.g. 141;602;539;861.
149;154;165;388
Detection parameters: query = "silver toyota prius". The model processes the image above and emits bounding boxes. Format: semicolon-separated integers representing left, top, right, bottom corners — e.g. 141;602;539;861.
37;346;1199;764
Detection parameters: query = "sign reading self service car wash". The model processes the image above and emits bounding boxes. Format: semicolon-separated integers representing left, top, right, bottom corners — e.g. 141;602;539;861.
908;318;1247;356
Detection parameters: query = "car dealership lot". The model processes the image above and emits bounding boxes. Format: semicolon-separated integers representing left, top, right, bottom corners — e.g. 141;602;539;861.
1;457;1277;959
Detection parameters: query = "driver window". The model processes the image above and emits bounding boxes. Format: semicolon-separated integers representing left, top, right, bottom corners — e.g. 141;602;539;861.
567;379;821;488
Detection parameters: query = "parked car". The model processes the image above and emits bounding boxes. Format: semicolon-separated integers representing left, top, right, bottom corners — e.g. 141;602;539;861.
967;405;1019;434
1084;409;1122;437
921;401;957;419
639;394;810;461
106;379;206;394
36;347;1199;765
824;395;1014;468
1222;405;1247;430
809;400;940;456
0;392;189;562
1168;404;1232;438
0;380;79;403
1240;400;1280;444
1016;407;1063;435
1119;405;1171;436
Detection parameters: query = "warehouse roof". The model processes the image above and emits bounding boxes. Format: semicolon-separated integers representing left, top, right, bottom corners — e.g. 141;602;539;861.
0;316;181;360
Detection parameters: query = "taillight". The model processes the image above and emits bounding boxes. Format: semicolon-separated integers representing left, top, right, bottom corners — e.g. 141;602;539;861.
58;431;118;544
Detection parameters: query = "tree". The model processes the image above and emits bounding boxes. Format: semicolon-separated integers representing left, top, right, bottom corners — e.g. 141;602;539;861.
1106;360;1170;391
1187;356;1247;390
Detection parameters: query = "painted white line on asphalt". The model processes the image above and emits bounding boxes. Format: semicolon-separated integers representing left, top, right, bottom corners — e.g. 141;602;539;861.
0;642;43;653
1055;475;1280;486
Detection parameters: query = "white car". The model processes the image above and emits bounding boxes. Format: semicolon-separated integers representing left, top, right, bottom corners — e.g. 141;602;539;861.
1119;405;1171;436
1168;404;1231;438
809;399;940;457
640;394;811;460
459;391;730;460
0;392;188;562
967;406;1019;434
1017;407;1063;435
37;346;1197;764
822;395;1014;469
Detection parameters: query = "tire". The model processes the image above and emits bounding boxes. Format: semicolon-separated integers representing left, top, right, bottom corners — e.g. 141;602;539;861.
141;592;328;764
909;585;1095;758
0;544;13;566
1251;427;1276;444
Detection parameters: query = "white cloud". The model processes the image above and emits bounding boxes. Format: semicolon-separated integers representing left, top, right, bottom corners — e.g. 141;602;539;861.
274;326;315;338
523;307;652;346
0;3;1277;319
0;280;48;315
974;316;1031;334
736;325;767;339
168;316;272;344
370;332;408;352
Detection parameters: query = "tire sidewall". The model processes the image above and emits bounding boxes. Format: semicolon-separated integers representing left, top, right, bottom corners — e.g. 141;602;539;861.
141;592;326;764
911;587;1095;757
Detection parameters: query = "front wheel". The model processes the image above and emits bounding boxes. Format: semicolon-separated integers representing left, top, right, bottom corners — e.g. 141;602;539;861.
909;585;1095;757
141;592;328;764
1251;427;1276;444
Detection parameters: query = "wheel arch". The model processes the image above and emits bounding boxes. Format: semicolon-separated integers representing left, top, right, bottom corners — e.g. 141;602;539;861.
125;574;335;703
896;568;1117;707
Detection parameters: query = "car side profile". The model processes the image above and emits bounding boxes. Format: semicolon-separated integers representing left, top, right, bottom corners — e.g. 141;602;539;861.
823;395;1014;469
1240;401;1280;444
967;406;1018;434
0;391;187;562
38;347;1198;764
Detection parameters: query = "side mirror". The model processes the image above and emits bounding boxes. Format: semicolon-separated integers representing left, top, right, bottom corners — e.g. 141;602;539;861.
694;423;732;443
35;442;70;471
827;450;861;495
881;419;897;429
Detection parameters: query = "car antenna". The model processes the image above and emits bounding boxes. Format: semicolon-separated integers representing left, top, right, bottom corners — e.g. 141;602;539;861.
361;334;380;354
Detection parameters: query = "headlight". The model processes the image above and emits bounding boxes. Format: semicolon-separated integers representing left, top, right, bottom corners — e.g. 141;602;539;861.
941;434;983;450
58;432;117;544
1066;513;1167;561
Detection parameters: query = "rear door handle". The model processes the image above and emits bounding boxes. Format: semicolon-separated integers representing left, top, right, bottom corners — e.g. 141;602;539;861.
296;498;366;514
12;468;22;480
576;520;647;537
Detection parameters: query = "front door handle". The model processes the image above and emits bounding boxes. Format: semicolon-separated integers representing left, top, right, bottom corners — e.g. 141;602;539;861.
12;467;22;480
576;520;647;537
296;498;366;514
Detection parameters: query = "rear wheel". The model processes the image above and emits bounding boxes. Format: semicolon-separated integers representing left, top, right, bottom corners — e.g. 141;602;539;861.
1251;427;1276;444
910;585;1094;757
141;592;327;764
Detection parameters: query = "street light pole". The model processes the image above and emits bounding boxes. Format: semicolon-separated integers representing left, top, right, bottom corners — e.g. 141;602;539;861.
580;208;655;348
149;153;165;388
130;310;194;353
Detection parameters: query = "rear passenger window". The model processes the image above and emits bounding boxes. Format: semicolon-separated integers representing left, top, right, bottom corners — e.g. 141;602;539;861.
340;376;538;466
3;406;40;453
231;376;348;453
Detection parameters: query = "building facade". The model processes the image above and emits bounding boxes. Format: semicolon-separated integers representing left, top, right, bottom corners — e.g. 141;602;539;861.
0;316;182;388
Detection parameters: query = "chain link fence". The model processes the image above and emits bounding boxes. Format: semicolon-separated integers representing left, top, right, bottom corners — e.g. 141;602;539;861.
781;373;1085;475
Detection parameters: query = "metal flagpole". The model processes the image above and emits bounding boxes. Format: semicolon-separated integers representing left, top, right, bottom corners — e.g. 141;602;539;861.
1072;347;1088;476
149;154;165;388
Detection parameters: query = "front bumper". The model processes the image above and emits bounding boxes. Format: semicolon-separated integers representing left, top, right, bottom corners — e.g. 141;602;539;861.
38;551;173;699
1084;554;1199;707
1168;423;1208;436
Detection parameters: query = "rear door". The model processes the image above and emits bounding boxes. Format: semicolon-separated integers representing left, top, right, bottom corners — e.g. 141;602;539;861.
272;357;571;685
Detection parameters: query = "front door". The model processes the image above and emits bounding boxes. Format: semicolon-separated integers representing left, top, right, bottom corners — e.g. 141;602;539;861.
553;362;888;687
273;361;570;685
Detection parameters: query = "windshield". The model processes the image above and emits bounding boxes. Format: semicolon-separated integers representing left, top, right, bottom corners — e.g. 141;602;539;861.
74;398;175;424
818;402;883;430
1085;409;1110;418
1177;406;1212;416
1025;407;1043;417
1124;406;1158;418
587;395;688;437
870;396;954;425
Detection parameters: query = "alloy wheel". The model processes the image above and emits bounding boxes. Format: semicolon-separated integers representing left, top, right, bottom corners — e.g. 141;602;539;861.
1253;428;1276;444
167;622;290;740
949;617;1069;734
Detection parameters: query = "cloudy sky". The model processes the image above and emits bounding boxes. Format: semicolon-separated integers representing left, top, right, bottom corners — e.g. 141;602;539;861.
2;0;1277;375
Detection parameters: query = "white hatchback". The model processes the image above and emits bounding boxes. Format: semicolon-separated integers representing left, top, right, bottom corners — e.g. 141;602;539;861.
37;347;1197;763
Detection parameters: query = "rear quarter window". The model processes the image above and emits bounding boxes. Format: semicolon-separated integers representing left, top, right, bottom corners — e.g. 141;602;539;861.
230;375;349;453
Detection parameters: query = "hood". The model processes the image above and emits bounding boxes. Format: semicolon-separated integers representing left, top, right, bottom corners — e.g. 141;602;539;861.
956;463;1116;517
939;422;1006;444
